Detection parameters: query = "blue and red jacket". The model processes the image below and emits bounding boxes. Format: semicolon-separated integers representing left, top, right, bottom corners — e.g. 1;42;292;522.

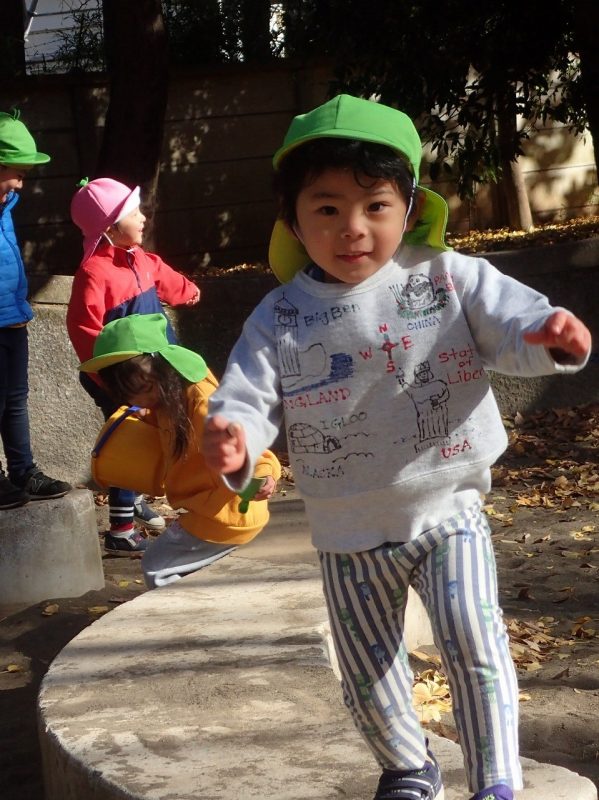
67;240;198;366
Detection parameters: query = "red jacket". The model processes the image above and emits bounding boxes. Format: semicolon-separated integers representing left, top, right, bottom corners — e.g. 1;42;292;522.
67;241;198;364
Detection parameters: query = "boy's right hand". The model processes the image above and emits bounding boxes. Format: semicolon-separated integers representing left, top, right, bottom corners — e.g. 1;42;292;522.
203;415;247;474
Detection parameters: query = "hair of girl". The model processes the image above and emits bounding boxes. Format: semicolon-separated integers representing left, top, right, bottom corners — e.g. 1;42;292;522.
98;354;193;460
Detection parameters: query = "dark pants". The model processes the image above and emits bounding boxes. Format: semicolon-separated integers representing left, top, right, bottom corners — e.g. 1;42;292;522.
80;372;136;527
0;326;35;482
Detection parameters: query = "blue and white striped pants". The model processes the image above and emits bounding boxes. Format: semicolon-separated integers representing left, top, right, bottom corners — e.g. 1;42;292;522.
318;504;522;793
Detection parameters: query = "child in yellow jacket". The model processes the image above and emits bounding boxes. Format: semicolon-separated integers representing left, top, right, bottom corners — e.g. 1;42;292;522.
80;312;280;588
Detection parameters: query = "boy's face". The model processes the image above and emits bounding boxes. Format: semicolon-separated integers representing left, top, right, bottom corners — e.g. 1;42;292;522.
107;206;146;248
0;164;32;205
293;167;410;284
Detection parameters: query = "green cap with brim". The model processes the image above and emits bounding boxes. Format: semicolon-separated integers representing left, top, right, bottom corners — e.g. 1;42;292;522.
0;109;50;166
79;313;207;383
269;94;450;283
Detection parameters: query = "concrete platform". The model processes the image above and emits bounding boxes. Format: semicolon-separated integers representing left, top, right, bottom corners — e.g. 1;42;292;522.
38;497;597;800
0;488;104;605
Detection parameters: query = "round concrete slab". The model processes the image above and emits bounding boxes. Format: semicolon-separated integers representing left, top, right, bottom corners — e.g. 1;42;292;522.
38;501;597;800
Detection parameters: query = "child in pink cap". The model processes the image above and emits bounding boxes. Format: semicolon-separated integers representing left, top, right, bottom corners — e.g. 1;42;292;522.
67;177;200;553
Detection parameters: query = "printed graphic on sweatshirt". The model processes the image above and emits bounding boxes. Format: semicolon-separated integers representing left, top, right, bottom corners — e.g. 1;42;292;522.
273;284;492;484
275;294;354;396
288;422;341;454
289;412;374;475
396;361;451;452
439;344;486;385
389;273;450;319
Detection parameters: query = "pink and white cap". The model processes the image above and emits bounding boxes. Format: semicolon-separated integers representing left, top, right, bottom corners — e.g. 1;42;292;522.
70;177;141;264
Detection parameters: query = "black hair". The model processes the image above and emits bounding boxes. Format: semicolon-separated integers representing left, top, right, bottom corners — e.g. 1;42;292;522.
99;354;193;460
273;138;416;227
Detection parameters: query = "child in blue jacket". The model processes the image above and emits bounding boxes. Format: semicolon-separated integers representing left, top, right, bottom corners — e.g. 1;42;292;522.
0;110;71;509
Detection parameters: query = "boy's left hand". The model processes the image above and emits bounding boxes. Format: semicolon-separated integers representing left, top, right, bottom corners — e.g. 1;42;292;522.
253;475;276;501
523;311;591;361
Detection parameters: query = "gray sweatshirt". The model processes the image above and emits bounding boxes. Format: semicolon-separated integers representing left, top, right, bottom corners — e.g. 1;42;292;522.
209;245;587;553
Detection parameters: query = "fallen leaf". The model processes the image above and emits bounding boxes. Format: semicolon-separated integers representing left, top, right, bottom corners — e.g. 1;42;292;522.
523;661;543;672
412;668;452;722
87;605;110;616
570;530;593;541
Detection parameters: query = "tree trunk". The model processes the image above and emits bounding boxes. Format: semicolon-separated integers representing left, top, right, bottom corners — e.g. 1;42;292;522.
0;0;26;77
240;0;272;61
96;0;168;250
496;96;533;231
573;0;599;178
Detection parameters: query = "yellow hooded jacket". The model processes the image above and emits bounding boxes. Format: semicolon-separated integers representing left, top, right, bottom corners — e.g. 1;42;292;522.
92;369;281;545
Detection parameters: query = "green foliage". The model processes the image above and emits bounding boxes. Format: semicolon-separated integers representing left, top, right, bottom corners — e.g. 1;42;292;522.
281;0;588;200
162;0;226;64
47;0;275;70
50;0;105;74
33;0;593;202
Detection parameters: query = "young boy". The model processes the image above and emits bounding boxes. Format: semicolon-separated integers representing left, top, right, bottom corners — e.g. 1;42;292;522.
203;95;592;800
0;109;72;509
67;177;200;553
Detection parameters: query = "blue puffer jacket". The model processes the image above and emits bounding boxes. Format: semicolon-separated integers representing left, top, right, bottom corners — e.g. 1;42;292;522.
0;191;34;327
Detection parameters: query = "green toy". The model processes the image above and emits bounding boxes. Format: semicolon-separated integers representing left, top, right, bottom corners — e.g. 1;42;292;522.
237;477;266;514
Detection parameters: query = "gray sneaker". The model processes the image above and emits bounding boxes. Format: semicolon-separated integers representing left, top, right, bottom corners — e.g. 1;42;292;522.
104;529;149;555
374;750;444;800
133;497;166;531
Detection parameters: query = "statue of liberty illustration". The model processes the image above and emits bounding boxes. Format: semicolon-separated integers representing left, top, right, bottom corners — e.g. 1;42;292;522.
397;361;450;451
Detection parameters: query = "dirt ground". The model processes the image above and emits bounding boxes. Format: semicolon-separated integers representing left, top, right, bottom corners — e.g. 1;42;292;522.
1;406;599;800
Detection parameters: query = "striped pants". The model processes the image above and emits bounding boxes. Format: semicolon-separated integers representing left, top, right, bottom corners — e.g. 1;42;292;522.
318;504;522;793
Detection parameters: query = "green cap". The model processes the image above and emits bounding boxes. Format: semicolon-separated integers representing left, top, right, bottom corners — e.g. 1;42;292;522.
79;313;208;383
0;109;50;166
269;94;449;282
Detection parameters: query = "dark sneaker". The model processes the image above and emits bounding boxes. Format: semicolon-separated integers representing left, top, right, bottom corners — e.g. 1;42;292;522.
0;474;29;510
133;497;166;532
17;469;72;500
374;750;444;800
470;786;514;800
104;529;149;555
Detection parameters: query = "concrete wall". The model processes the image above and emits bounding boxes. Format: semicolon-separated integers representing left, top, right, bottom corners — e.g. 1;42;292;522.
0;63;332;278
4;238;598;487
1;62;597;278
